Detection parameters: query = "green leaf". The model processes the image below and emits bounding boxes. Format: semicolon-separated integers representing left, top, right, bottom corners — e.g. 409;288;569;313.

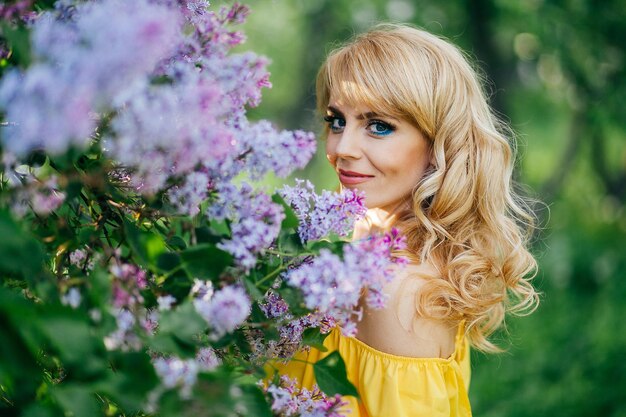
208;219;230;237
95;351;158;413
243;274;265;301
40;311;107;378
277;229;303;253
0;22;32;67
271;193;299;229
180;244;232;280
166;235;187;250
148;302;207;357
51;384;99;417
124;219;167;269
307;239;345;256
313;351;359;398
237;384;273;417
301;328;329;352
0;210;46;281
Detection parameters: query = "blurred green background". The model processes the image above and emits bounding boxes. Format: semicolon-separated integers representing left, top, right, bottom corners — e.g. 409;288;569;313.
231;0;626;415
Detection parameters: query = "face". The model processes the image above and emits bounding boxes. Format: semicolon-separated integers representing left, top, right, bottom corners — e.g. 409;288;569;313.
325;97;432;212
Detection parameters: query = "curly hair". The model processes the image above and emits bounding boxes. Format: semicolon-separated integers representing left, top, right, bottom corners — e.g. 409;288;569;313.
316;24;539;352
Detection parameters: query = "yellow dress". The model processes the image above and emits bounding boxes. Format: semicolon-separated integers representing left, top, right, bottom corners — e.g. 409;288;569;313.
270;323;472;417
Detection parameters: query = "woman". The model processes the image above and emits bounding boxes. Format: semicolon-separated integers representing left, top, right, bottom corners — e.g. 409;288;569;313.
276;24;539;416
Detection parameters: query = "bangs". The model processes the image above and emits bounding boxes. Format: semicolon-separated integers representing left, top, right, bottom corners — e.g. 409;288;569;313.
317;42;411;121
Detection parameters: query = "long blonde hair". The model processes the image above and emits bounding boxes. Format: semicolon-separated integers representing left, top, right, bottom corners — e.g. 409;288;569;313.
316;24;539;352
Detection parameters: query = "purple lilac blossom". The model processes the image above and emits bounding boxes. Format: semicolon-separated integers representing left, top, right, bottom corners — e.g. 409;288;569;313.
110;262;149;309
0;0;183;156
104;309;143;351
280;179;366;243
265;375;348;417
207;183;284;270
284;230;407;336
239;121;317;180
9;175;66;217
153;356;199;398
194;285;251;338
166;172;210;216
152;346;221;400
61;287;81;309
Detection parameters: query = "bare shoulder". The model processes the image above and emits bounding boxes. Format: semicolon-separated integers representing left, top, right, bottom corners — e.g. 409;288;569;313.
355;263;458;359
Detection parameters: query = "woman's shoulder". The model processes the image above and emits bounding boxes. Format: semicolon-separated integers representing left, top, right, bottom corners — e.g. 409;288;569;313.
355;262;458;359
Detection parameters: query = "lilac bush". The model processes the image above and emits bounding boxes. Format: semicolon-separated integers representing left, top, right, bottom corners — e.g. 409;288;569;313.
0;1;406;416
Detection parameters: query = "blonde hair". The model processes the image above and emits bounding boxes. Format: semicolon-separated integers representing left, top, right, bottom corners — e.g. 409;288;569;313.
316;24;539;352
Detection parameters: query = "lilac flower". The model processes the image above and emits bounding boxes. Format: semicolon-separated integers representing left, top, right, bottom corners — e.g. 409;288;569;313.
153;356;199;398
167;172;210;216
9;174;66;217
61;287;82;309
194;285;251;338
207;183;284;269
0;0;183;156
280;180;366;243
265;375;348;417
196;347;221;371
284;231;407;336
104;309;143;351
152;346;221;400
69;247;97;271
259;291;290;319
239;121;317;180
110;262;148;309
157;295;177;311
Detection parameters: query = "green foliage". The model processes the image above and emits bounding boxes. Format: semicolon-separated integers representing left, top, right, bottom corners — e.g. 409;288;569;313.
314;351;359;398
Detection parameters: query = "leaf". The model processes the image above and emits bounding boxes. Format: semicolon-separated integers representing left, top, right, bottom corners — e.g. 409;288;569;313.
166;235;187;250
148;302;207;357
0;210;46;281
95;351;158;413
277;229;303;253
307;239;345;256
208;219;230;237
271;193;299;229
180;244;232;280
51;384;99;417
313;351;359;398
301;328;329;352
123;219;167;269
0;22;32;67
236;384;273;417
243;274;265;301
40;310;107;378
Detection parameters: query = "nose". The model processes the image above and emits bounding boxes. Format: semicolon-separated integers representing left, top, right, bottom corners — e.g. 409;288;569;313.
328;126;362;162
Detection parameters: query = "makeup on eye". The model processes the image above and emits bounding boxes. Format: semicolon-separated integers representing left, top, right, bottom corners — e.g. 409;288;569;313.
366;120;396;136
323;115;346;133
324;109;397;137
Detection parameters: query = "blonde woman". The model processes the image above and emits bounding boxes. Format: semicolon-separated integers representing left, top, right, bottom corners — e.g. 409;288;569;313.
277;24;539;416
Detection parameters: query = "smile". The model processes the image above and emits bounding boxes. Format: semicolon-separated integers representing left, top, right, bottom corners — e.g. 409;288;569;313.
338;169;375;185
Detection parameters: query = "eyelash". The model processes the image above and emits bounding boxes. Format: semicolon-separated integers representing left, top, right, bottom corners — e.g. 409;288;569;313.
323;115;396;137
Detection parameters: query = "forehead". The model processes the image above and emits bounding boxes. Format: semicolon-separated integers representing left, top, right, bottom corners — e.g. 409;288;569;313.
326;82;400;118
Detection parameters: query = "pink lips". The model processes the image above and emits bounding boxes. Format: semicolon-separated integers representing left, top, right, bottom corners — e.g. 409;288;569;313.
338;169;374;185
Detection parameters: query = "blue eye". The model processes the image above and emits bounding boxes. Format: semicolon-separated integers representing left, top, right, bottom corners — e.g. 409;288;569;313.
367;120;395;137
324;115;345;133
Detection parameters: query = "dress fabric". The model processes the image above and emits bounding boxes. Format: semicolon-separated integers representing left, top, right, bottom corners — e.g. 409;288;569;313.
271;322;472;417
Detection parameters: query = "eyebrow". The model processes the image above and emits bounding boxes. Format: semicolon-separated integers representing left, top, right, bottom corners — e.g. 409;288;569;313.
326;105;398;121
